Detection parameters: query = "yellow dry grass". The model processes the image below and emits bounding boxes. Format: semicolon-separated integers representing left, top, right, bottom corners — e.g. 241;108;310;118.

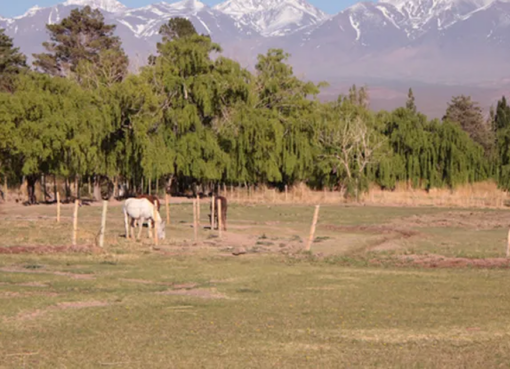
4;179;508;210
362;181;508;208
222;181;509;209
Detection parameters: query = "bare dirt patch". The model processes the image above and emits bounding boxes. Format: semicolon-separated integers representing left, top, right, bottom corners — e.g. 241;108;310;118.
322;224;421;254
0;291;58;299
119;278;172;286
156;288;228;299
392;211;510;230
17;282;49;287
322;224;419;238
56;301;110;309
0;245;103;255
0;266;96;279
391;254;510;269
8;300;110;322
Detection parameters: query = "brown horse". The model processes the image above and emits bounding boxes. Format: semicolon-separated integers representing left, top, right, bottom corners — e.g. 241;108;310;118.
209;195;227;231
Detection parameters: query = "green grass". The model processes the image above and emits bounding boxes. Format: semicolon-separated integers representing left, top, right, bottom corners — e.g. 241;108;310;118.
1;201;510;367
1;254;510;368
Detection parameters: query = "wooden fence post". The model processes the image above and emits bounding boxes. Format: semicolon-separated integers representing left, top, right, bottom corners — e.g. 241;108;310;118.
153;203;158;246
72;199;79;246
211;195;215;230
99;200;108;248
196;194;200;227
218;200;222;238
305;205;320;252
56;191;61;223
193;199;198;243
507;228;510;258
165;193;170;225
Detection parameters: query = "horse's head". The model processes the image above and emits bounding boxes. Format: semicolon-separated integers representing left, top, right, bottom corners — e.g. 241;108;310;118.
157;219;166;240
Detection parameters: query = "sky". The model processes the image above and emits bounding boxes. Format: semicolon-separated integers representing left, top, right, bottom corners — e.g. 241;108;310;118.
0;0;362;18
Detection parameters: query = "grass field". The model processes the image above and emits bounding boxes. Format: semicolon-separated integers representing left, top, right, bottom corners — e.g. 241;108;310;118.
1;199;510;368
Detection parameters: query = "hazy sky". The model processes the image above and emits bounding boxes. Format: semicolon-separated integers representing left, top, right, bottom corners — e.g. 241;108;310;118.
1;0;364;18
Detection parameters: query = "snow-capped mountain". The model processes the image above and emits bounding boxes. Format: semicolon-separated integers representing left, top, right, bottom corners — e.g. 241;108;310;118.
63;0;127;13
213;0;328;36
1;0;510;85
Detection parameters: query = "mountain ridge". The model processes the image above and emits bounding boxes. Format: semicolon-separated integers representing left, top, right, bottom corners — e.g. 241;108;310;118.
1;0;509;104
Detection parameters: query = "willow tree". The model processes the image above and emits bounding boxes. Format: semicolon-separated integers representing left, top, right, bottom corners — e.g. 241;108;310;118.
137;20;255;192
431;119;489;187
381;108;437;189
254;49;326;186
0;72;109;202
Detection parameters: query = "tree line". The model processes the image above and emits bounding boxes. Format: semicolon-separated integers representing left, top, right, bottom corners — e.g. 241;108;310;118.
0;6;508;204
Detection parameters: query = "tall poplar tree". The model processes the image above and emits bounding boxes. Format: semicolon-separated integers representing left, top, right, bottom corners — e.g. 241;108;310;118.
33;6;128;84
0;28;27;93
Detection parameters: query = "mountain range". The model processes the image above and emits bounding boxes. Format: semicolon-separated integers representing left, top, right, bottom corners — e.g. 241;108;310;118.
1;0;510;116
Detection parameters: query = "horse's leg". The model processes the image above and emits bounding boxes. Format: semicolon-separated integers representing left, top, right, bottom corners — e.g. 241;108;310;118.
130;219;136;240
124;210;130;239
148;219;153;239
137;217;144;241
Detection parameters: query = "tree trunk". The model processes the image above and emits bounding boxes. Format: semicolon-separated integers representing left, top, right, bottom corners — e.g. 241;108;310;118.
93;176;102;202
65;178;71;201
113;177;118;199
75;176;80;199
26;175;37;205
53;175;58;203
166;176;173;195
41;174;47;202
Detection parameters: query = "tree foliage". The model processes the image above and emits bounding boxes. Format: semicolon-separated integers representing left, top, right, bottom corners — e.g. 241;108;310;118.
443;95;493;154
33;6;128;84
0;28;27;92
0;14;503;203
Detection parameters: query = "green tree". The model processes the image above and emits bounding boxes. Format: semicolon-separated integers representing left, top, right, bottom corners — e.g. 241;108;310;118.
0;28;27;92
254;49;327;186
406;88;416;114
137;31;254;191
33;6;128;83
493;96;510;189
160;17;198;41
443;95;493;154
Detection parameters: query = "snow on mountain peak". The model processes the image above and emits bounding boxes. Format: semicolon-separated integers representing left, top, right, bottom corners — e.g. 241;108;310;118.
168;0;207;12
63;0;128;13
214;0;328;36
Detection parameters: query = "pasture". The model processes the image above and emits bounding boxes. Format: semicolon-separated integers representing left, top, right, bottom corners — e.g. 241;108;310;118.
1;199;510;368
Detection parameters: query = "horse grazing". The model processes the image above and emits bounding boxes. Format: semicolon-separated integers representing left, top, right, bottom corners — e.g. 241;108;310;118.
209;195;227;231
123;197;166;241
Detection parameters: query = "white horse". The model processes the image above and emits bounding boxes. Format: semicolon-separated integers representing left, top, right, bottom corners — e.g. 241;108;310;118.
123;197;166;241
